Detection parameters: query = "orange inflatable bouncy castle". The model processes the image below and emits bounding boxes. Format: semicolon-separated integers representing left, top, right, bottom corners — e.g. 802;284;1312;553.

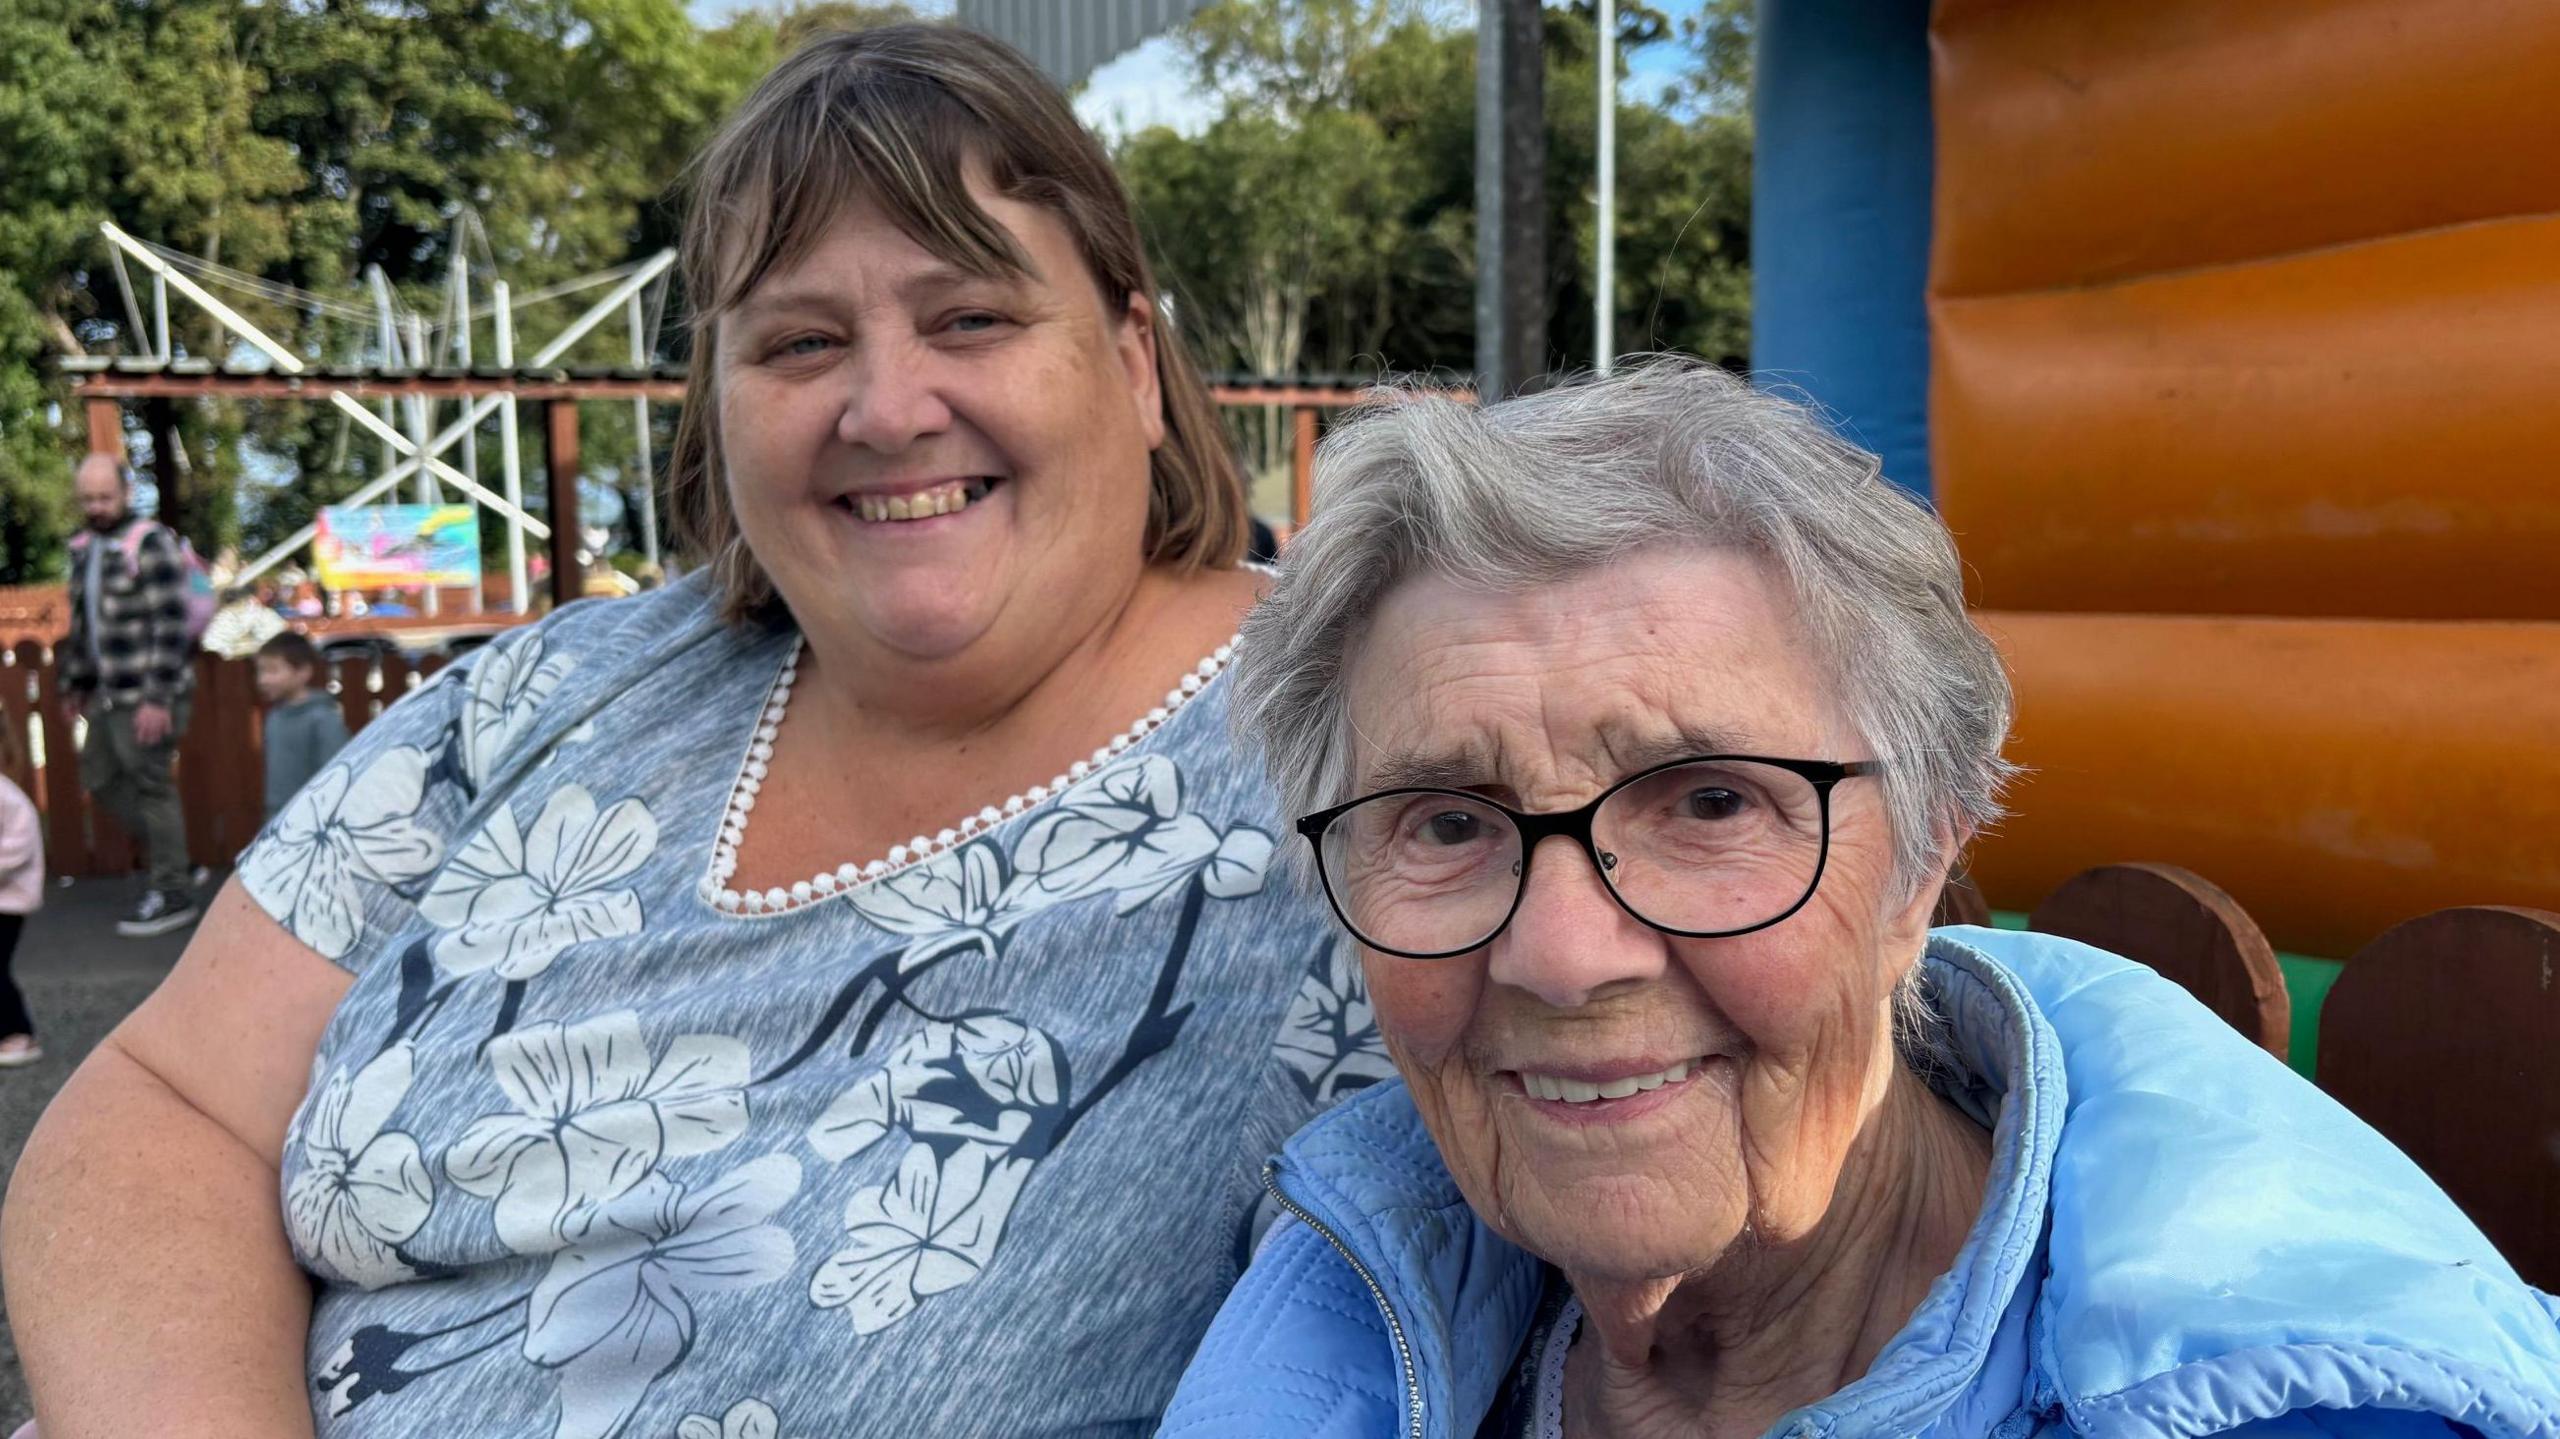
1753;0;2560;958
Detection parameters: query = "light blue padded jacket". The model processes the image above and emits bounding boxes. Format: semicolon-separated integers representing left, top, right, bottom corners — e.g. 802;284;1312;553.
1158;928;2560;1438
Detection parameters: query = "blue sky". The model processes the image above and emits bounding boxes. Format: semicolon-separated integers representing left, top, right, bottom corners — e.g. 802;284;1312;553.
684;0;1705;139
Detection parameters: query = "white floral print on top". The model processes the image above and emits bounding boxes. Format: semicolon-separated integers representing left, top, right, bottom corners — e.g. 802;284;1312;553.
286;1042;434;1287
457;634;575;789
675;1398;791;1439
519;1153;800;1439
242;577;1391;1438
420;785;658;980
443;1012;751;1255
242;746;443;961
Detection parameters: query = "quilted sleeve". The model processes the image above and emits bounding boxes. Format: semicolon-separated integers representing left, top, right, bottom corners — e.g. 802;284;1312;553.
1156;1216;1408;1439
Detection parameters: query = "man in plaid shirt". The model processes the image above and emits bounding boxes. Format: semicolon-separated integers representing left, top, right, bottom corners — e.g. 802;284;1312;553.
60;454;200;937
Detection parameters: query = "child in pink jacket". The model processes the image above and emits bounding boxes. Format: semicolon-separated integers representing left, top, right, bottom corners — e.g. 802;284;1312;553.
0;723;42;1066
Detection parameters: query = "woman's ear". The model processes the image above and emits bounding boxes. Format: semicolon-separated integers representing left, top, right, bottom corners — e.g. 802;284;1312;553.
1115;290;1166;451
1890;821;1972;941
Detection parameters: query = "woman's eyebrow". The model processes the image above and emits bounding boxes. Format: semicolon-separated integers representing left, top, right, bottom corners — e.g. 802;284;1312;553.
731;263;1023;324
1604;723;1762;772
1364;722;1768;795
1365;745;1499;792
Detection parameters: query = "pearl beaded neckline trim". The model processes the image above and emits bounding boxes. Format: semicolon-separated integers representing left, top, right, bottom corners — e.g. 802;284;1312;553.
697;634;1240;917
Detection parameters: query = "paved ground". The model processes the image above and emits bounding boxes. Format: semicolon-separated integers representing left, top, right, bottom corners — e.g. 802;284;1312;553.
0;874;200;1428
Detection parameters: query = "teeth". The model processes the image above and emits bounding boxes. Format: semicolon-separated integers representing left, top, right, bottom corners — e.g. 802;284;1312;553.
853;479;993;524
1522;1058;1696;1105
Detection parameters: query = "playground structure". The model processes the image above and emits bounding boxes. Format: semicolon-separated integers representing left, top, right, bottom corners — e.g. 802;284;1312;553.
1752;0;2560;960
65;218;676;613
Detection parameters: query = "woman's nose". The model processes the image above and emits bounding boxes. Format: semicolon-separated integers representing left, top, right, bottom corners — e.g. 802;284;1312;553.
1486;835;1667;1009
836;338;954;452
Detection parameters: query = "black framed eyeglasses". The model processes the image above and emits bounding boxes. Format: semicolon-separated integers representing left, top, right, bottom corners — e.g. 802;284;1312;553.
1296;754;1883;960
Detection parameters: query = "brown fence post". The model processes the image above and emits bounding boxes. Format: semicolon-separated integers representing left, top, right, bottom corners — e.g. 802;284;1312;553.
1291;404;1318;529
179;654;266;862
24;642;87;877
2029;862;2289;1058
33;644;133;879
2319;905;2560;1290
332;656;371;736
178;654;218;866
84;397;124;460
379;652;415;707
0;644;36;801
546;401;583;608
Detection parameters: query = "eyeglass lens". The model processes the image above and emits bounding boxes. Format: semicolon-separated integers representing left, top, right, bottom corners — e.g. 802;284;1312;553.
1317;758;1833;956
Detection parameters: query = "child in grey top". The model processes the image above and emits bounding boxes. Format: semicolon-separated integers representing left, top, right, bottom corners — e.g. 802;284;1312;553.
257;631;350;820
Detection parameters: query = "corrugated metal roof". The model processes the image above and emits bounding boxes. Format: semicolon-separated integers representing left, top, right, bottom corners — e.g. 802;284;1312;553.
953;0;1218;88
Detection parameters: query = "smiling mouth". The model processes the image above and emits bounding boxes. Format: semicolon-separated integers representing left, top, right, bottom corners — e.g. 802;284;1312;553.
1515;1057;1703;1105
840;477;999;524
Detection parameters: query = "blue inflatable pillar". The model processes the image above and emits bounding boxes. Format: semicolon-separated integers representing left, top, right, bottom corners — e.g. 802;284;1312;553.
1750;0;1936;499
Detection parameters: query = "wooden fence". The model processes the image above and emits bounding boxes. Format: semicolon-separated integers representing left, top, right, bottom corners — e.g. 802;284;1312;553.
0;643;447;878
1935;863;2560;1291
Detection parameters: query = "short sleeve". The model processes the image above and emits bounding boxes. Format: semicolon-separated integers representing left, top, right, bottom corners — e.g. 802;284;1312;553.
237;624;583;973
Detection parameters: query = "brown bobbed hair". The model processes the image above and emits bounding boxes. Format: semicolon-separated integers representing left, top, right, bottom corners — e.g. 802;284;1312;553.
669;22;1250;625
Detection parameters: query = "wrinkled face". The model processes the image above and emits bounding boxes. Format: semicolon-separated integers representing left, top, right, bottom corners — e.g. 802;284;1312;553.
1337;547;1937;1283
714;174;1165;663
75;458;127;531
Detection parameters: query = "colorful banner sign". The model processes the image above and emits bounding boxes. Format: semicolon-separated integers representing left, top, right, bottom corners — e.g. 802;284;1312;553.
313;504;480;591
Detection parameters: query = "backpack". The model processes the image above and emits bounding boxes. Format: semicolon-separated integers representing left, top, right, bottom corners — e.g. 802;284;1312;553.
73;521;219;644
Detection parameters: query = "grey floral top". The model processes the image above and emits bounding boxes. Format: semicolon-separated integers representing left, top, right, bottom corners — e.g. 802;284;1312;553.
239;574;1387;1438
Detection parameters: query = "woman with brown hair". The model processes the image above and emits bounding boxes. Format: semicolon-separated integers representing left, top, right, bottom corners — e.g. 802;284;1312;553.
3;25;1367;1437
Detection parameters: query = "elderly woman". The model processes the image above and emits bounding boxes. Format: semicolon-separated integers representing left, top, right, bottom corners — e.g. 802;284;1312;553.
5;25;1358;1439
1161;363;2560;1438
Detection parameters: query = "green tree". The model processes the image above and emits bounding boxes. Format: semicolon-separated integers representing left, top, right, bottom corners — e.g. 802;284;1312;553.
1546;0;1751;370
0;0;117;580
1122;0;1751;396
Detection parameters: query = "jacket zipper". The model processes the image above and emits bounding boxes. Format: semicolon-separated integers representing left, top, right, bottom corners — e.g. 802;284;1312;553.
1261;1160;1426;1439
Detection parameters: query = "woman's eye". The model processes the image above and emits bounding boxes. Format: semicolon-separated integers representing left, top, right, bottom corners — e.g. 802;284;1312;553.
774;334;834;358
1420;810;1482;846
1683;787;1748;821
946;312;1002;334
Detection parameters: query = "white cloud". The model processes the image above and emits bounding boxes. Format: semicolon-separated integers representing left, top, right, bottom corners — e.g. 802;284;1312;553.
1074;35;1218;141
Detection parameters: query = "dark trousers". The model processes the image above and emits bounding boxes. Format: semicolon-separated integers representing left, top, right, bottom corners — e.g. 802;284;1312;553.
79;697;191;892
0;913;28;1039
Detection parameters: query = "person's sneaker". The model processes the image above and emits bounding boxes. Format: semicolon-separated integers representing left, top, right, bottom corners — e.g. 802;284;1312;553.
0;1034;41;1067
116;889;201;938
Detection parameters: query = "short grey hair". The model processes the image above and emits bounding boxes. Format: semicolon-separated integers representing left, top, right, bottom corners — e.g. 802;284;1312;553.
1231;358;2016;900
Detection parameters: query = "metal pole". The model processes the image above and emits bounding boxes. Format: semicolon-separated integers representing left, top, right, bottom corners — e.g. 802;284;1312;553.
1596;0;1617;376
370;267;401;479
1474;0;1547;398
453;245;484;614
98;222;302;373
534;251;675;369
109;253;148;355
495;281;529;613
405;314;440;616
627;292;660;571
152;274;169;364
331;396;551;537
